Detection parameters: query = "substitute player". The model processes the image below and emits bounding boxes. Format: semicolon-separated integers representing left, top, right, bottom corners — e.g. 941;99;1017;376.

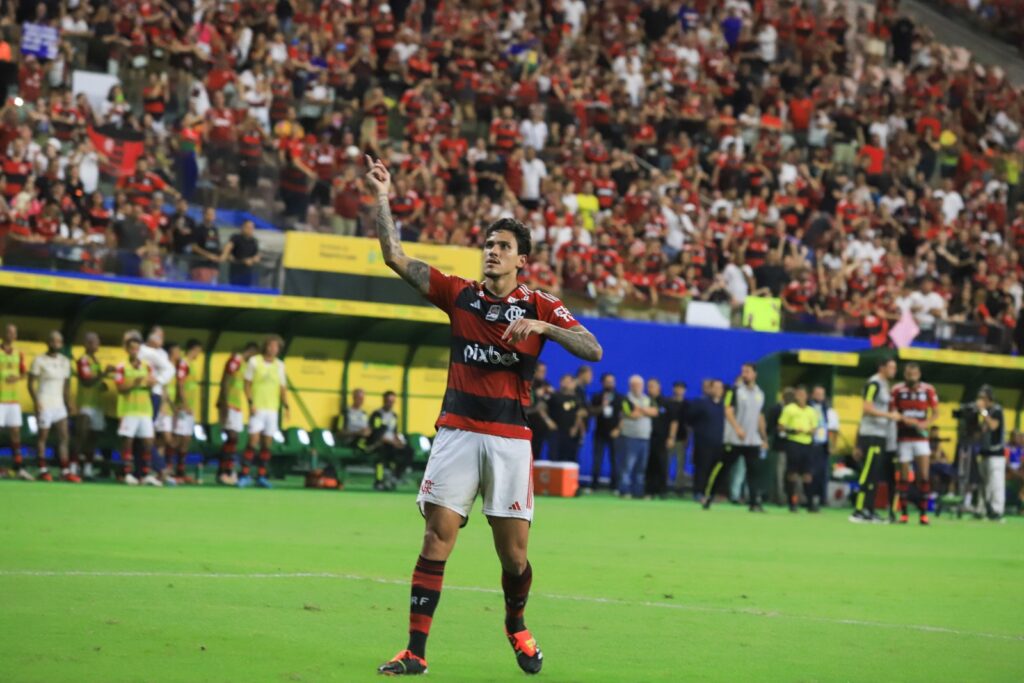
365;156;602;676
114;335;157;485
171;339;203;484
75;332;109;480
28;331;75;482
704;363;768;511
891;362;939;525
850;357;903;523
1;323;30;480
216;341;258;485
155;341;182;485
241;335;288;489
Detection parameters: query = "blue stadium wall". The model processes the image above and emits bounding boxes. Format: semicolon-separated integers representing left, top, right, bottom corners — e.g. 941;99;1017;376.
541;317;870;482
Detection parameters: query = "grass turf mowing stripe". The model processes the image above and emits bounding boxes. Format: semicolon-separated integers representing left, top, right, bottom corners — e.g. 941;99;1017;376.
3;569;1020;643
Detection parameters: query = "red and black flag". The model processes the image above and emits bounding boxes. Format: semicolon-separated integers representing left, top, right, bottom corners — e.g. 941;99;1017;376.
87;123;145;178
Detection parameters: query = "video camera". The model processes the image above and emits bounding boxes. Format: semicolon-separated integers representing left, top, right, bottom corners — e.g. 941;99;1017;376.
952;402;982;438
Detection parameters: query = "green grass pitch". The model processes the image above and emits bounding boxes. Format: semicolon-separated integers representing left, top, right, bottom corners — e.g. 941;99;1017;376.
1;479;1021;682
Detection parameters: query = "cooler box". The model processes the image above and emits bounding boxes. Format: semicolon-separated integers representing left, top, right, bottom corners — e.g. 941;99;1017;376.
533;461;579;497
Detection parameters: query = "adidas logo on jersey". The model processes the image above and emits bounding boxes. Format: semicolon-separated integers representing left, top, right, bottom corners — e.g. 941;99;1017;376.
470;300;481;310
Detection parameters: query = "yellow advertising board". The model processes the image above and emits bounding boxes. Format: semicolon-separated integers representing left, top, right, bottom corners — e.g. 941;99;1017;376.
898;347;1024;371
283;232;481;280
797;350;859;368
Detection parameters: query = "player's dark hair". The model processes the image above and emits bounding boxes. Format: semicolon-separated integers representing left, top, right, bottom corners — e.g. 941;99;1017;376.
795;384;808;393
185;339;203;352
905;362;920;371
878;356;896;368
164;341;179;353
601;372;615;382
977;384;994;401
485;218;531;257
383;390;396;400
741;362;756;372
244;341;259;352
673;380;687;390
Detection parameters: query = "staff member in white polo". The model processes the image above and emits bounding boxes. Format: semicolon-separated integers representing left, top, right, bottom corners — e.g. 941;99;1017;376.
137;327;176;473
28;331;75;483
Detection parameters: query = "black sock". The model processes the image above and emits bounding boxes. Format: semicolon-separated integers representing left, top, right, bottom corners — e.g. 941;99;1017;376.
502;562;533;633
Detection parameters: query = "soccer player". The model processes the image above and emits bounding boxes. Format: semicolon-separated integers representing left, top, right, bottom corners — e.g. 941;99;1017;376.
365;390;413;491
850;358;902;523
1;323;30;480
890;362;939;525
240;335;289;489
114;335;157;485
155;341;181;485
704;363;768;511
365;156;602;676
74;332;109;480
778;385;819;512
28;331;75;482
172;339;204;484
216;341;258;485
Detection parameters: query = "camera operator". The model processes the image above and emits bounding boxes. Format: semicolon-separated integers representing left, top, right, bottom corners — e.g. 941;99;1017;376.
974;385;1006;521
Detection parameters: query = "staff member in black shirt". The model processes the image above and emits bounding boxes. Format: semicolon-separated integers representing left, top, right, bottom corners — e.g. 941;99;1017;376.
546;374;584;462
974;385;1006;521
586;373;623;493
645;378;677;498
668;381;688;494
222;219;261;287
526;362;554;459
687;379;725;503
190;206;222;284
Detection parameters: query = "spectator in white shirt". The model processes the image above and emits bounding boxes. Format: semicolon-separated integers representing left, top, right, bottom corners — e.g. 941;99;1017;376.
519;106;549;152
519;146;547;209
936;180;964;226
908;277;947;337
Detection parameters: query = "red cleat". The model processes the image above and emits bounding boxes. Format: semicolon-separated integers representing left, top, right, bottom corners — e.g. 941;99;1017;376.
62;472;83;483
919;514;930;526
506;628;543;674
38;471;54;482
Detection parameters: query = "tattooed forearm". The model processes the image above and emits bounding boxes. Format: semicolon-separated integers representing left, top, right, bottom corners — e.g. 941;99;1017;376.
544;324;603;362
375;195;430;293
375;195;402;264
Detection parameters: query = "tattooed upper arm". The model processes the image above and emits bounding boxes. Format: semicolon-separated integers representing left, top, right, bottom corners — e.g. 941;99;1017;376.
375;195;430;295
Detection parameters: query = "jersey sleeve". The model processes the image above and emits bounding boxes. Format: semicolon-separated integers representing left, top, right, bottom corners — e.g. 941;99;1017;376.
225;355;242;375
29;355;42;377
176;360;188;381
863;380;880;401
19;352;25;375
534;290;581;330
424;266;467;314
77;356;94;380
243;358;256;382
278;361;287;385
113;363;126;386
927;385;938;408
724;387;735;408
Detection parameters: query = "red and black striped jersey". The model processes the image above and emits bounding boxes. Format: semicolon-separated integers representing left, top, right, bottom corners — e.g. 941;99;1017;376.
890;381;938;442
427;267;579;440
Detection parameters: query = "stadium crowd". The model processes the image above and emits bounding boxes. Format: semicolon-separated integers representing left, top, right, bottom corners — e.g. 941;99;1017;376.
0;0;1023;346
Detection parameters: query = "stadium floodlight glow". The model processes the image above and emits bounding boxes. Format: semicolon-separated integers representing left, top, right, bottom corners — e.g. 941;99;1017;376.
419;435;431;453
194;425;207;441
322;430;336;448
297;429;310;446
273;430;285;443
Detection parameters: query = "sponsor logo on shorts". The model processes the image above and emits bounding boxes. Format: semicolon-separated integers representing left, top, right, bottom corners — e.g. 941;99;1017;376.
463;343;520;367
420;479;434;495
508;501;522;511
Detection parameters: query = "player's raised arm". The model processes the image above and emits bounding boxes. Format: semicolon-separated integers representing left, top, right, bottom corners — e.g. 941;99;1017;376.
366;155;430;296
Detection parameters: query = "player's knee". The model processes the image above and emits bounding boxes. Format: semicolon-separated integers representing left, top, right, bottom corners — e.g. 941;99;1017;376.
421;527;456;558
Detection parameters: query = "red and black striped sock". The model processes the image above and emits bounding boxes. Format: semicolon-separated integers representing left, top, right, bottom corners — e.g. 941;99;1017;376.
176;449;187;477
407;555;445;659
140;450;152;475
917;480;931;514
241;447;254;476
896;480;910;513
220;437;237;474
257;449;270;477
12;444;22;468
502;562;533;633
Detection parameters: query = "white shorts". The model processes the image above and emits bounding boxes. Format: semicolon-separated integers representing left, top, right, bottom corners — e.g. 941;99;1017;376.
0;403;22;428
897;441;931;463
173;411;195;438
416;427;534;524
38;405;69;430
118;415;155;440
248;409;279;436
78;406;106;432
154;412;174;434
223;407;244;434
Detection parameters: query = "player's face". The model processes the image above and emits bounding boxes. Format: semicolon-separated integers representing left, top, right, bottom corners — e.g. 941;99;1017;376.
384;393;396;410
48;332;63;353
795;388;807;405
904;365;921;384
647;379;660;397
266;340;281;357
741;365;756;384
483;230;526;279
3;324;15;344
126;340;141;360
85;334;99;354
882;360;897;379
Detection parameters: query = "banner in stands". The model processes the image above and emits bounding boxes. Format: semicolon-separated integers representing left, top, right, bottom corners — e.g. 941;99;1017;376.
282;233;481;305
283;233;480;279
20;23;59;59
743;296;781;332
87;124;145;178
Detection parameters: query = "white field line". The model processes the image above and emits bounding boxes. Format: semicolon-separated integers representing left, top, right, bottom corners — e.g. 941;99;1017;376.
1;569;1021;643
